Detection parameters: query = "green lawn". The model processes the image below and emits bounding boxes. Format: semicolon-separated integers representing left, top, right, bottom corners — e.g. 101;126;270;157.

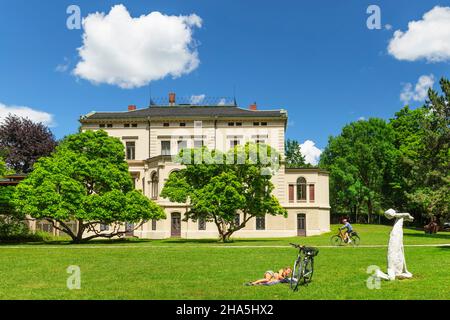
0;224;449;300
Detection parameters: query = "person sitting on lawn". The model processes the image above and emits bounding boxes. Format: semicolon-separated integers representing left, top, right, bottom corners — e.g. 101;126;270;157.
245;267;292;286
339;218;353;243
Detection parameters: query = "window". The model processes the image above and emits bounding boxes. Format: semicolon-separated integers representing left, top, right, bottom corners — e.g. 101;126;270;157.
194;140;204;149
152;219;157;231
163;122;170;127
194;121;203;128
178;140;187;152
256;216;265;230
99;124;106;128
234;214;240;226
297;177;307;201
106;124;113;128
142;177;145;194
131;123;138;128
151;172;158;199
309;184;315;202
228;122;235;127
126;142;135;160
261;122;268;126
100;224;109;231
236;122;242;127
253;122;260;126
255;139;265;144
161;141;171;155
180;122;186;127
124;124;130;128
131;177;136;189
230;140;239;148
289;184;295;203
198;218;206;231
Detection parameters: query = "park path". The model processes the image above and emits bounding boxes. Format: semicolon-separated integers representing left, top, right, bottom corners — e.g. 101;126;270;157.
0;243;449;249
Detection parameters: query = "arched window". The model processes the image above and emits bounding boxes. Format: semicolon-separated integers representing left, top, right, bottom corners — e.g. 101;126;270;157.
151;171;159;199
297;177;307;201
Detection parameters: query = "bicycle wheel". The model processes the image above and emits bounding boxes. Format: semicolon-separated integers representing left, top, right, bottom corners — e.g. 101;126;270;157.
350;234;360;246
330;235;342;246
291;258;302;291
302;258;314;284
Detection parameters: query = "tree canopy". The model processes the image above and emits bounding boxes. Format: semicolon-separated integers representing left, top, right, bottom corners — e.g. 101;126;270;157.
320;118;398;223
321;77;450;223
161;143;287;242
285;139;307;168
13;130;165;242
0;115;57;173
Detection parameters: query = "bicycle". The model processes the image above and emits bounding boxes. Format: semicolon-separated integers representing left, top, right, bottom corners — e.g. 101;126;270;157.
330;229;360;246
289;243;319;291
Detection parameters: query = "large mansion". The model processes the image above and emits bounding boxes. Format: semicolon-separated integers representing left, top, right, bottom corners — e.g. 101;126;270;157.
78;94;330;239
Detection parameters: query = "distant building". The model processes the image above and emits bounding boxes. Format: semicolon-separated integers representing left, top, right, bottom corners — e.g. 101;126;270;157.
79;94;330;239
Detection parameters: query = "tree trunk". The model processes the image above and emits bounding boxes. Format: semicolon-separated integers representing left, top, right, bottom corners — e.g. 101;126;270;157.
367;199;373;224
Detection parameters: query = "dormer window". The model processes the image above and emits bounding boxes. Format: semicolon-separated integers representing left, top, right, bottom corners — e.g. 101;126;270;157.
180;122;186;127
124;124;130;128
253;122;260;126
261;122;268;126
106;124;113;128
228;122;235;127
163;122;170;127
131;123;138;128
236;122;242;126
99;124;106;128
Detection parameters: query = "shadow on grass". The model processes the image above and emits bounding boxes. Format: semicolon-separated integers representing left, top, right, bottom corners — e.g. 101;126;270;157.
160;238;278;244
0;237;154;246
404;232;450;241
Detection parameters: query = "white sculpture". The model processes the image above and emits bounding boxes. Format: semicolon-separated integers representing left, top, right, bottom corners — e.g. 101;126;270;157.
376;208;414;281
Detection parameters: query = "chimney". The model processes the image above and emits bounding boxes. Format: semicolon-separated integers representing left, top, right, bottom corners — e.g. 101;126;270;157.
249;102;257;111
169;92;176;106
128;105;137;111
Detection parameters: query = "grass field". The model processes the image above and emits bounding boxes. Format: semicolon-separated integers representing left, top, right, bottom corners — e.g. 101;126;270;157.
0;224;449;300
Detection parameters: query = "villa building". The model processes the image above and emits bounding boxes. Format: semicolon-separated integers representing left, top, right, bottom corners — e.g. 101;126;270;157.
78;94;330;239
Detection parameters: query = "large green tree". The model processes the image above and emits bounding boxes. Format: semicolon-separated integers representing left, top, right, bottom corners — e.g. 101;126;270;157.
13;130;165;243
403;78;450;220
285;139;307;168
161;143;287;242
320;118;398;223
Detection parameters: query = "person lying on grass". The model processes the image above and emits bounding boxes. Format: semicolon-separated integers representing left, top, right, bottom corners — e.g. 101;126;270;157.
245;267;292;286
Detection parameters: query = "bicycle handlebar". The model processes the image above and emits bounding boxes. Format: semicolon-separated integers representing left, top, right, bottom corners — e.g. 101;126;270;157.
289;243;305;249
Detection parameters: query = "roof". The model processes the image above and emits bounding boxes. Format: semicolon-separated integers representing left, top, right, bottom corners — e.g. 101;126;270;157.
80;105;287;122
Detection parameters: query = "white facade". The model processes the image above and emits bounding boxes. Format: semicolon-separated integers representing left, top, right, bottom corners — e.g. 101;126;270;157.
79;102;330;239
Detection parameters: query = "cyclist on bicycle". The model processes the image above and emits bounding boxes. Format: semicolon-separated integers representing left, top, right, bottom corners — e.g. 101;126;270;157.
339;218;353;243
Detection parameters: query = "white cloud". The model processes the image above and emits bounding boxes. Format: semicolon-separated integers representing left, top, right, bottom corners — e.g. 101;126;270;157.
358;116;366;121
217;98;227;106
300;140;322;165
388;6;450;62
190;94;205;104
73;4;202;89
0;103;54;126
55;57;70;73
400;74;435;104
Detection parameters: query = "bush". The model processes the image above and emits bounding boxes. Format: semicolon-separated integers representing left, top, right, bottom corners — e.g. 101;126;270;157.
0;217;57;242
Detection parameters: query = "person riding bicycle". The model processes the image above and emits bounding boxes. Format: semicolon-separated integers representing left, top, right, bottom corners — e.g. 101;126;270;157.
339;218;353;243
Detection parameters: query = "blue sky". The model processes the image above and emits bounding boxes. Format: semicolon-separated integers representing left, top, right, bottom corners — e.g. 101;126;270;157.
0;0;449;162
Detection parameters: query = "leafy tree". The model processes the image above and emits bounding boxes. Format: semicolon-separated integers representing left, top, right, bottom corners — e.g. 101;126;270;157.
0;115;57;173
161;143;287;242
404;78;450;220
320;118;398;223
285;139;307;168
13;130;165;243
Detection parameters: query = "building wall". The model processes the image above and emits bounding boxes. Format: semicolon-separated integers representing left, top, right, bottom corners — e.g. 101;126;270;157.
79;116;330;240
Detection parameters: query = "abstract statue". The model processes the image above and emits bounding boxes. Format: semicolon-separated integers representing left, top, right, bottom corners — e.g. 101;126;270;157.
376;208;414;281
